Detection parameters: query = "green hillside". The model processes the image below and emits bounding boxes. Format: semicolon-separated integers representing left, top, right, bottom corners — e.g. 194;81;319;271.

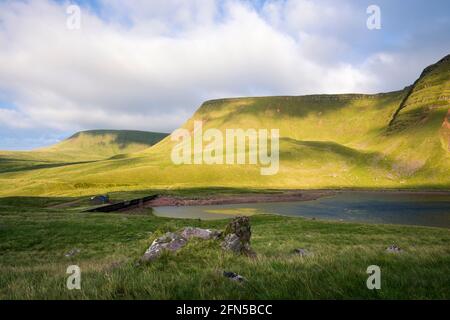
38;130;169;160
0;130;168;176
0;55;448;196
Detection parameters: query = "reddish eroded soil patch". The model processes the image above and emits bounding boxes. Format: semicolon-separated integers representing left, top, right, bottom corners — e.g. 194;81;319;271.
145;190;335;207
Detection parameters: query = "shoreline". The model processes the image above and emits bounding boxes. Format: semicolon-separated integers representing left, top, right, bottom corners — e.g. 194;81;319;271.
145;190;334;207
144;189;450;208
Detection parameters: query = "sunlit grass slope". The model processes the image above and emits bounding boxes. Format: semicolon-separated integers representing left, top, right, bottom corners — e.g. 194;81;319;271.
39;130;169;160
0;56;448;196
0;130;167;176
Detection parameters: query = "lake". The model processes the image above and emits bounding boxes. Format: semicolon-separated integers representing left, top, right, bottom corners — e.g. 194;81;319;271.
153;191;450;228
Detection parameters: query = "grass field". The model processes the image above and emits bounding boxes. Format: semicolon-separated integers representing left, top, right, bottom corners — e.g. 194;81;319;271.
0;194;449;299
0;129;168;174
0;56;448;300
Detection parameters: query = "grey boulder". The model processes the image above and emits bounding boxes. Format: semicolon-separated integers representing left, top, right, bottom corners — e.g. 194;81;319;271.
141;232;187;262
141;227;221;262
180;227;222;240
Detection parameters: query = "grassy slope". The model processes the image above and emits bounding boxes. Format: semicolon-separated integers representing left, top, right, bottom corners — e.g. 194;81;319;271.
383;54;450;185
0;130;168;176
39;130;169;160
0;56;448;196
0;197;449;299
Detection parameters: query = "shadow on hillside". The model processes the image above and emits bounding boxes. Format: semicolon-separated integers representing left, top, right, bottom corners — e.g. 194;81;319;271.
0;196;76;208
0;158;99;174
385;106;448;136
65;130;169;149
280;138;384;162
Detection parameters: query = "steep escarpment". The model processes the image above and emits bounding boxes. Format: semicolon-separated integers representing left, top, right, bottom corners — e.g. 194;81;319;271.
388;54;450;130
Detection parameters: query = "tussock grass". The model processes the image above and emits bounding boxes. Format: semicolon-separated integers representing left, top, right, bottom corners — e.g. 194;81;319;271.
0;197;448;299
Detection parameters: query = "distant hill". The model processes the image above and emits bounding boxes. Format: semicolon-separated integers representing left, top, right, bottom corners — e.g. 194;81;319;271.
38;129;169;160
0;55;448;196
0;130;168;176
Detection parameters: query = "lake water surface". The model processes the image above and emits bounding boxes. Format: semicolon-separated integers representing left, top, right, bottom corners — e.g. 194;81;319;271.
153;192;450;228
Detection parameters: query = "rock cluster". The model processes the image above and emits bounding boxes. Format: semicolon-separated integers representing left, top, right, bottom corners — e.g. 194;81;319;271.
141;216;255;262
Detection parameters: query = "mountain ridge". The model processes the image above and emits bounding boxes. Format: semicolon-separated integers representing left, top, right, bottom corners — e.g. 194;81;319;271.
389;54;450;127
0;55;448;196
39;129;169;159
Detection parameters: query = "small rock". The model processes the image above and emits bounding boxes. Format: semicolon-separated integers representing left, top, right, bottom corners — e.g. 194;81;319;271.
386;244;402;253
65;248;80;257
223;271;246;282
141;232;187;262
293;248;310;257
180;227;222;240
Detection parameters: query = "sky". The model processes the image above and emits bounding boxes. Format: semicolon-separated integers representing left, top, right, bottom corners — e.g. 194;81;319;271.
0;0;449;150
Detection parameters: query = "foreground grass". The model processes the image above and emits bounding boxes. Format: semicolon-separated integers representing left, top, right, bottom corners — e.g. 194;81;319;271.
0;196;449;299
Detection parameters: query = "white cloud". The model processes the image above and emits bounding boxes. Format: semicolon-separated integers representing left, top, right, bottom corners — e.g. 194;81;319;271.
0;0;448;139
0;108;34;129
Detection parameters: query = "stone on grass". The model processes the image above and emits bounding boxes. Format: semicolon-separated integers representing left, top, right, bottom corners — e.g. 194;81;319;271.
141;232;187;262
293;248;310;257
386;244;403;253
141;227;221;262
65;248;80;257
223;271;246;283
221;216;255;256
